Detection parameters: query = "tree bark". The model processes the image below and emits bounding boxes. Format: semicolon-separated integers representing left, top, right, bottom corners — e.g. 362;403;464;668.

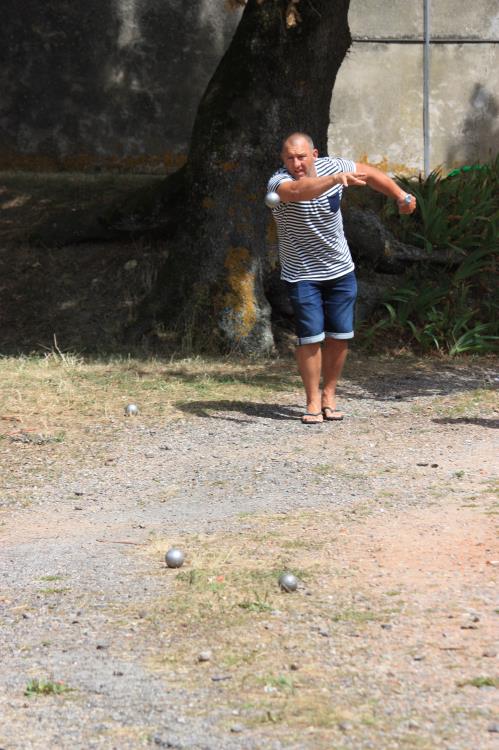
119;0;352;353
343;207;461;273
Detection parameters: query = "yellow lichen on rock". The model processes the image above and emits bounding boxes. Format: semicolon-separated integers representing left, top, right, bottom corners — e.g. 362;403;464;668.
222;246;257;340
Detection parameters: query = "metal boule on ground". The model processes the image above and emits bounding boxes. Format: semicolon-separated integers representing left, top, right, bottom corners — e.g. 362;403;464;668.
278;572;298;592
165;547;185;568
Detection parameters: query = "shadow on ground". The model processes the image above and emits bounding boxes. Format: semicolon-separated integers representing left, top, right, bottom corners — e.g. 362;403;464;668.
173;363;497;423
432;416;499;429
340;361;496;401
175;400;301;422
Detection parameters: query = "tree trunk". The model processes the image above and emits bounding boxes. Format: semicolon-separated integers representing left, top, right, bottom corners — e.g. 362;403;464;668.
123;0;352;353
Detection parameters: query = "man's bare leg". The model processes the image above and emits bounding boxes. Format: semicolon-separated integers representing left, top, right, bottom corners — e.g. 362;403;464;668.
295;342;323;422
321;338;348;417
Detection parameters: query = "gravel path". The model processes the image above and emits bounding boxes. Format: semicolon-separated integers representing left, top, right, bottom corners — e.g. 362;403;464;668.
1;359;498;749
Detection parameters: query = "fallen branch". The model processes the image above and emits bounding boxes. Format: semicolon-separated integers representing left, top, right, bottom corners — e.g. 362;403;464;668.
96;539;146;546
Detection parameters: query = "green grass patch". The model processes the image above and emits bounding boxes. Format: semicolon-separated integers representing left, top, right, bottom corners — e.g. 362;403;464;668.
458;676;499;688
24;678;74;696
330;608;386;624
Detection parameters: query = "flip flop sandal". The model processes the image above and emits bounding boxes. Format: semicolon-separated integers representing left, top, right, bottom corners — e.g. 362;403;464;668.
322;407;344;421
301;411;323;424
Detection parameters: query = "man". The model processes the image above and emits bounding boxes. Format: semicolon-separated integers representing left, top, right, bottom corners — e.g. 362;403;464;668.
267;132;416;424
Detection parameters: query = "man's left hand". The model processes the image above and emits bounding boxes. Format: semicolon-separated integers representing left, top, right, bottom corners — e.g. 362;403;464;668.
397;194;417;214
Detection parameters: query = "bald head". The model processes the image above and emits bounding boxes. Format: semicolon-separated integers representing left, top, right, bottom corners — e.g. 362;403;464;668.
281;132;318;179
282;132;315;152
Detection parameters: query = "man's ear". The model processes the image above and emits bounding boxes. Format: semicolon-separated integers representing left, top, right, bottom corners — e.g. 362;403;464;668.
312;149;319;159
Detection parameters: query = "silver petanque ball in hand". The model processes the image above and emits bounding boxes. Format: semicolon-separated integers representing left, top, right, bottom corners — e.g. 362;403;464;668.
265;191;281;209
165;547;185;568
278;572;298;592
124;403;139;416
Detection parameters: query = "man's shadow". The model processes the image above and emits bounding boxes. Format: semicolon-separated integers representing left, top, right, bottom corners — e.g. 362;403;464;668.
175;400;302;423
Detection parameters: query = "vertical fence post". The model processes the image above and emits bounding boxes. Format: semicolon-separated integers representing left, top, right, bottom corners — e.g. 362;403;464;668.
423;0;431;176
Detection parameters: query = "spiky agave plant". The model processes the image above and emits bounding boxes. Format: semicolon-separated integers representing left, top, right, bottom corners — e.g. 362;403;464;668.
369;156;498;354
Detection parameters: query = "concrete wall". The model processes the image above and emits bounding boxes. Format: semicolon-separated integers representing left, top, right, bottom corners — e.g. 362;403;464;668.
0;0;241;172
1;1;497;174
329;0;499;174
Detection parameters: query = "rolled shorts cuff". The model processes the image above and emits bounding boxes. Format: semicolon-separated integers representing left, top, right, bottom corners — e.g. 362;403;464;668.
325;331;354;340
296;332;325;346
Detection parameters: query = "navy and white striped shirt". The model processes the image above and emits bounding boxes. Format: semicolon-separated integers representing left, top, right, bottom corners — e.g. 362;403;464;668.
267;156;356;282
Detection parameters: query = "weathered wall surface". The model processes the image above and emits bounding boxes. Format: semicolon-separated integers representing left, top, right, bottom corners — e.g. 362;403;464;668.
329;0;499;173
0;0;241;172
1;1;497;174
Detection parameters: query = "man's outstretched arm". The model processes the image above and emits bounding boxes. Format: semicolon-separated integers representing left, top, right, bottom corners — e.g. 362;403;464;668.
277;171;367;202
357;163;416;214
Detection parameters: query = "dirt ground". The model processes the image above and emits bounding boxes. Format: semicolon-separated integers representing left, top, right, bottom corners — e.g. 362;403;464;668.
0;354;498;749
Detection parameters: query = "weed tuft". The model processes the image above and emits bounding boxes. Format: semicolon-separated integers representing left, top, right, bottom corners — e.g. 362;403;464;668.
458;676;499;689
24;679;73;696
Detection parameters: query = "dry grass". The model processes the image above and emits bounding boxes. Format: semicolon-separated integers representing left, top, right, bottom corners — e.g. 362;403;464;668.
132;509;403;746
94;494;497;747
0;351;302;507
0;351;301;437
429;388;499;418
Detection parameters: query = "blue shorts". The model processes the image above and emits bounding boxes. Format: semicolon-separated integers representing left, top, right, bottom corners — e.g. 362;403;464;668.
285;271;357;345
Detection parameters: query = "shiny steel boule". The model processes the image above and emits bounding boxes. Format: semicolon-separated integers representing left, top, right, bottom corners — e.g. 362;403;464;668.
165;547;185;568
265;191;281;209
124;403;139;416
278;572;298;592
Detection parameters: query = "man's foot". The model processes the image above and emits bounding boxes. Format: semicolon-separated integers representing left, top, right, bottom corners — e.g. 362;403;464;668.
322;406;344;421
301;411;323;425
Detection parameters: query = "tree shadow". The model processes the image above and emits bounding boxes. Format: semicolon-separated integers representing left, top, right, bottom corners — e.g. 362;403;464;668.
339;363;495;401
446;83;499;166
432;417;499;429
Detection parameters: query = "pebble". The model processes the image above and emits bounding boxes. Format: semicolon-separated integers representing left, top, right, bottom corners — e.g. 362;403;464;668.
482;649;497;658
338;721;352;732
230;723;244;733
197;650;212;663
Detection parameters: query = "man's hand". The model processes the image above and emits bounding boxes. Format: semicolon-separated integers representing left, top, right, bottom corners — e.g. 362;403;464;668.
334;172;367;187
396;194;417;215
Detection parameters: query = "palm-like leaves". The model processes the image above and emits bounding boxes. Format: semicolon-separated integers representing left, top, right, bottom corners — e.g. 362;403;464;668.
371;157;499;354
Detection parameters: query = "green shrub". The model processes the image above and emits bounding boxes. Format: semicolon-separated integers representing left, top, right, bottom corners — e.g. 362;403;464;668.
370;156;498;354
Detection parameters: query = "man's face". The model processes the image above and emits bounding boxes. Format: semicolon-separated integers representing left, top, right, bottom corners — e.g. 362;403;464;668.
281;137;318;178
